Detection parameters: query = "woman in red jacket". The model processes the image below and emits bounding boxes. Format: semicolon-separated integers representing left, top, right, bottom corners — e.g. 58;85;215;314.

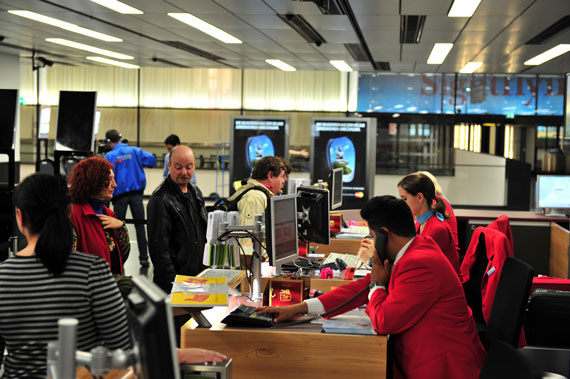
68;157;130;275
398;172;460;276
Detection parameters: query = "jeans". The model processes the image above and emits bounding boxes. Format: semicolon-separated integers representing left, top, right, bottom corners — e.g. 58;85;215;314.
113;193;148;262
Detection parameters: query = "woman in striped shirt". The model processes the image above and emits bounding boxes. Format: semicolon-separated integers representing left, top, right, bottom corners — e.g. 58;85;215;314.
0;173;131;378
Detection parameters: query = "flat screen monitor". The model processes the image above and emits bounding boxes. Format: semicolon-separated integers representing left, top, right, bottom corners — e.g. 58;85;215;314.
55;91;97;151
537;175;570;209
265;194;298;272
0;89;18;150
297;186;330;245
127;275;180;379
330;167;343;210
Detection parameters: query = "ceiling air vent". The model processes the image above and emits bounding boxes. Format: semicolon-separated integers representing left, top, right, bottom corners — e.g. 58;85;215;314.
162;41;224;61
375;62;391;71
525;15;570;44
400;15;426;44
344;43;368;61
278;14;327;46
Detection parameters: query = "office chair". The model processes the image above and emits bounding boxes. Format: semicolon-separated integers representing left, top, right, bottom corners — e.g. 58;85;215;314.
479;340;542;379
525;289;570;348
484;257;534;350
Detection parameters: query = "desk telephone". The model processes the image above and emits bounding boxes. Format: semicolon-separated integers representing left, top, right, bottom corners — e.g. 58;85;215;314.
221;304;275;327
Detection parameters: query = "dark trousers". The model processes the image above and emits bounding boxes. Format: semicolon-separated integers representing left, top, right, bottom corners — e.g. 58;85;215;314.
113;193;148;262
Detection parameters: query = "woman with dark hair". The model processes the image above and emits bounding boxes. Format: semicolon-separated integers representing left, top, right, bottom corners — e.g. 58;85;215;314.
398;172;460;276
0;173;131;377
68;156;130;275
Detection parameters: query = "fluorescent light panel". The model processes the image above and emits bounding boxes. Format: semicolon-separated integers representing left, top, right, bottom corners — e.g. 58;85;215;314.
167;13;242;44
459;62;483;73
8;10;122;42
427;43;453;64
87;56;139;68
524;44;570;65
448;0;482;17
90;0;143;14
265;59;296;71
329;60;353;71
46;38;134;60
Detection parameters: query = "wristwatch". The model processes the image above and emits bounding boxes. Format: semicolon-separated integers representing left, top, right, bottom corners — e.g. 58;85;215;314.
369;281;385;289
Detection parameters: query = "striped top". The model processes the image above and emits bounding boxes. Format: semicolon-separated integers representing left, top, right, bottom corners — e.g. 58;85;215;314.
0;251;132;378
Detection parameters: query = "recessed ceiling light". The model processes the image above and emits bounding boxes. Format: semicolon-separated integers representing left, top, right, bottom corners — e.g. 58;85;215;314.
329;60;353;72
524;44;570;65
427;43;454;64
46;38;134;60
87;56;140;68
167;13;242;44
448;0;482;17
265;59;296;71
459;62;483;73
90;0;143;14
8;10;122;42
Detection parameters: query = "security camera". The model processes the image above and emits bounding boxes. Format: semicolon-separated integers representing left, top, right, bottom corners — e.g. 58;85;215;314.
152;57;158;62
38;57;54;67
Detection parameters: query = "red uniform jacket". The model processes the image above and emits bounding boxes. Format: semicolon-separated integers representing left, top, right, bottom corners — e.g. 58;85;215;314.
70;203;124;275
318;236;486;378
419;215;461;277
438;194;459;254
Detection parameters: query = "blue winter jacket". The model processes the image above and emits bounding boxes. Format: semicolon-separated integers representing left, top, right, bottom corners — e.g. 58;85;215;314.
104;142;156;198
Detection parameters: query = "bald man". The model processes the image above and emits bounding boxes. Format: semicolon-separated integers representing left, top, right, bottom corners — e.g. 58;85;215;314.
147;145;207;293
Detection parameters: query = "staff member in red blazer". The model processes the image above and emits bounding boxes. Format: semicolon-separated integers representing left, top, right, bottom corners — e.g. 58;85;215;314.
419;171;459;253
398;172;460;276
258;196;485;378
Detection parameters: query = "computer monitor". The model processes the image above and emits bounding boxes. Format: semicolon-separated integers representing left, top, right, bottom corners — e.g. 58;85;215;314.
537;175;570;210
297;186;330;245
55;91;97;151
265;194;299;273
0;89;18;150
330;168;343;210
127;275;180;379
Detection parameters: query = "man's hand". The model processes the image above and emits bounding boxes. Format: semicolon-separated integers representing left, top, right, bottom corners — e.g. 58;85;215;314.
176;348;227;364
255;302;308;323
357;238;374;264
370;248;391;286
96;214;124;230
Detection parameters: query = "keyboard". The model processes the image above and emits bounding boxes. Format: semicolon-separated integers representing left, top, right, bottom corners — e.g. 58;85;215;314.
348;225;370;235
323;253;360;268
221;304;275;327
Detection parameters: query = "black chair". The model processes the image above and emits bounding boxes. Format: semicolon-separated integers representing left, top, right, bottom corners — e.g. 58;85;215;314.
525;289;570;348
484;257;534;350
480;340;542;379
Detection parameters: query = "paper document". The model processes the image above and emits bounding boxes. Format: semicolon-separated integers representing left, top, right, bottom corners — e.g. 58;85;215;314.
171;275;228;307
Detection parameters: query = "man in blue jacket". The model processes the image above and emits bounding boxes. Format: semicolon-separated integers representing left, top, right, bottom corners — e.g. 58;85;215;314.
104;129;156;268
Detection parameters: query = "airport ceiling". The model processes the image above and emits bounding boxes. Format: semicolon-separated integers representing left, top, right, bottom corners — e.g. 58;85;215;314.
0;0;569;74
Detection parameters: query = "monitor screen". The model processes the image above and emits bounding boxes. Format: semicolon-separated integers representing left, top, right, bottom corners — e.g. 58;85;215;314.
297;186;330;245
0;89;18;150
330;168;343;210
38;106;51;139
265;194;298;270
537;175;570;209
127;275;180;379
55;91;97;151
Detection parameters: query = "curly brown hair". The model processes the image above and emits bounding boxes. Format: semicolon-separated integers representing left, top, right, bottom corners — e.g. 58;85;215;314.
68;157;114;204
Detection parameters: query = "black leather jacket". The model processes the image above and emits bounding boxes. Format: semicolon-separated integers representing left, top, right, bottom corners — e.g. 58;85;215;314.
147;177;207;293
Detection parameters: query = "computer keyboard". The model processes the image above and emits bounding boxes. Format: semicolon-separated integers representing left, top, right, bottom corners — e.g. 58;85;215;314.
221;304;275;327
348;225;370;235
323;253;360;268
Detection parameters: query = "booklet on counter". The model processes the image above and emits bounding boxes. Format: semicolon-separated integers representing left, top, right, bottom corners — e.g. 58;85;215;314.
170;275;228;307
321;319;377;335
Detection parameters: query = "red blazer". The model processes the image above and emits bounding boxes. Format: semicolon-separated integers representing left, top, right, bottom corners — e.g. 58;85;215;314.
318;236;485;379
438;195;459;254
420;215;461;277
70;203;123;275
487;215;514;256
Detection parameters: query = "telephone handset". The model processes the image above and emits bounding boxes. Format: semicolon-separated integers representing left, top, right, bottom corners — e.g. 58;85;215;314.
374;229;389;262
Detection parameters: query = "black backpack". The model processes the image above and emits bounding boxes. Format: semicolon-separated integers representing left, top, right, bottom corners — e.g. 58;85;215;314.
208;186;269;213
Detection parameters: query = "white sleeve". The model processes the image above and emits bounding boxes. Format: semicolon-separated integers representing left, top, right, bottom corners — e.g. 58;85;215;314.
304;298;325;314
